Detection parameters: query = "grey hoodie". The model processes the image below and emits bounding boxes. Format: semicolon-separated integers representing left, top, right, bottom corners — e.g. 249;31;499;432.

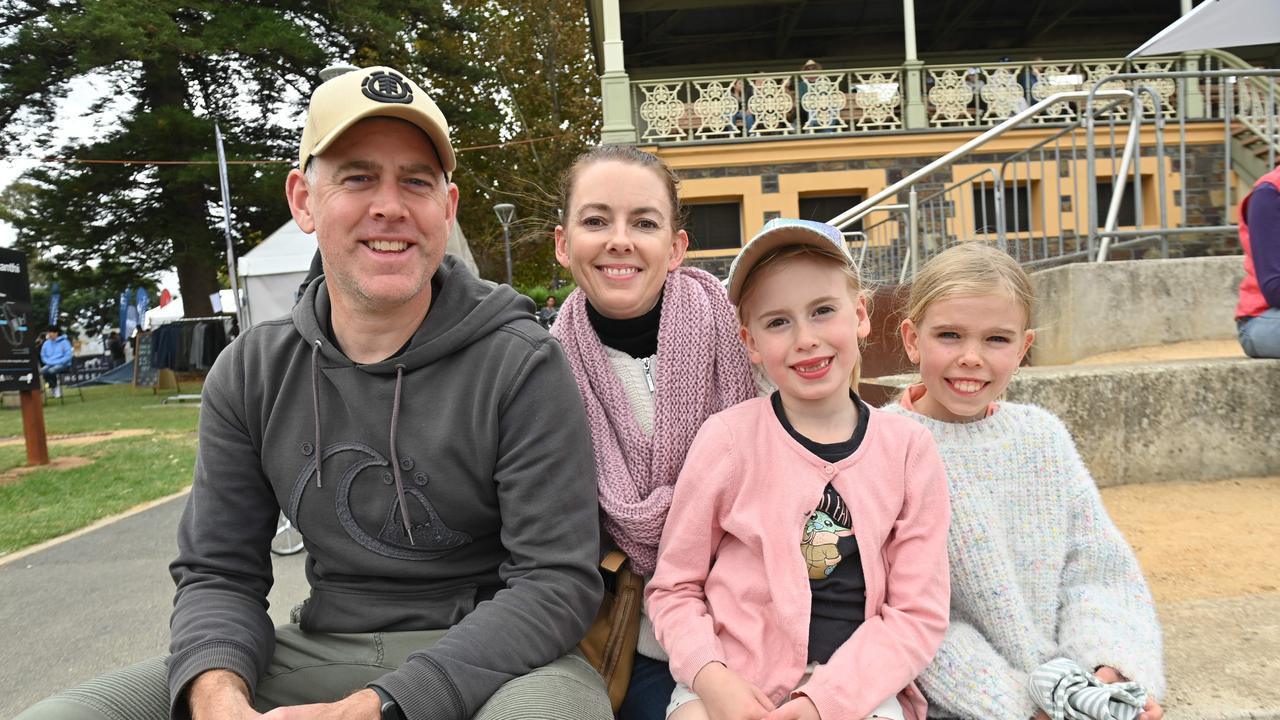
167;256;602;720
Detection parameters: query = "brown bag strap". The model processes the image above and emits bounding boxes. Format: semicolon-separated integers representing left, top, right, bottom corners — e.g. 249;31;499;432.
600;549;627;574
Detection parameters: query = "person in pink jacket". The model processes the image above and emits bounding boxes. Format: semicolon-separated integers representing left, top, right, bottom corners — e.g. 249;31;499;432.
646;218;951;720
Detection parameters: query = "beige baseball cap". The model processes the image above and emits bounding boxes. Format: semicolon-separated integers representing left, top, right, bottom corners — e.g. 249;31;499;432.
298;65;456;176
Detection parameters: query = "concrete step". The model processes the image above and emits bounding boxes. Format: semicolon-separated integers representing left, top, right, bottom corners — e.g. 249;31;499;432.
867;355;1280;488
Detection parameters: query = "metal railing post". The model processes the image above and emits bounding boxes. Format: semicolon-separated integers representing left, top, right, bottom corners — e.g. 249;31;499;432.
1097;108;1143;262
994;180;1007;250
1224;75;1234;221
907;187;920;282
1085;105;1099;259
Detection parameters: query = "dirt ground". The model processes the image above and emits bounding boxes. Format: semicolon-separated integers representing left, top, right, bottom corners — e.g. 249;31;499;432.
1073;339;1245;365
1102;476;1280;603
0;428;153;448
0;430;155;485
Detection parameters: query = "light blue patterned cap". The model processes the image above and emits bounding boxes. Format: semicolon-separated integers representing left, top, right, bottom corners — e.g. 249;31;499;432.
726;217;854;305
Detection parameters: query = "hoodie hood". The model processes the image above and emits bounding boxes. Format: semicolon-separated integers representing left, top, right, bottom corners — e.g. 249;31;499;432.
291;254;536;372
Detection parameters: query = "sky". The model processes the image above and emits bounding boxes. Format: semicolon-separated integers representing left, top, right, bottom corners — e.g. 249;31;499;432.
3;74;190;295
1;75;110;246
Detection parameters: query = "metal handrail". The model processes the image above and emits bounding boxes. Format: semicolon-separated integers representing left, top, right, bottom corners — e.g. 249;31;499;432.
828;88;1133;230
1084;68;1280;260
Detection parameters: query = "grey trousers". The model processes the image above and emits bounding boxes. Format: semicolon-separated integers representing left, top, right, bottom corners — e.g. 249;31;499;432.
16;624;612;720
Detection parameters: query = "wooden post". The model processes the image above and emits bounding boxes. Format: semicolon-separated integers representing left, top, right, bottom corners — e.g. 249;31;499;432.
19;388;48;466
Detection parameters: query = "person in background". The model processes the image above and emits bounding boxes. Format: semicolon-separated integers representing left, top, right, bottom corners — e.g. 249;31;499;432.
40;325;73;398
798;59;830;131
885;242;1165;720
1235;164;1280;358
551;144;758;720
108;330;126;367
646;219;949;720
538;295;559;329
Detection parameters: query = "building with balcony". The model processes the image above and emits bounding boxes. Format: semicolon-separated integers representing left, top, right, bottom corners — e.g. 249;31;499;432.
585;0;1280;276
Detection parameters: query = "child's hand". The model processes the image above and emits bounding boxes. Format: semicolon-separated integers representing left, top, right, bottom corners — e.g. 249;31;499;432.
1138;697;1164;720
1093;666;1124;684
692;662;774;720
1090;668;1164;720
762;696;820;720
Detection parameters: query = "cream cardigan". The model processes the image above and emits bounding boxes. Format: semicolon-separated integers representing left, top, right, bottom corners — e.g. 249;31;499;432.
646;397;951;720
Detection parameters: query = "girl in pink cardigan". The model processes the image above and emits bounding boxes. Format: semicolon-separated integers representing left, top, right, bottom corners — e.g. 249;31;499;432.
646;219;951;720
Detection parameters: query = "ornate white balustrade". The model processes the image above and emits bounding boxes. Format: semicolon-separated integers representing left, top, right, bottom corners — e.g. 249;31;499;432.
927;58;1180;127
634;67;903;143
631;58;1187;144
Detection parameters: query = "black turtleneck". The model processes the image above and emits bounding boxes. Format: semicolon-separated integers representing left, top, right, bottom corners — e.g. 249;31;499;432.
585;290;664;359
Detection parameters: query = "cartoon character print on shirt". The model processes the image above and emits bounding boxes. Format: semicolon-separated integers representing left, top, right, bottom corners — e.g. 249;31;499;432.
288;441;472;562
801;484;854;580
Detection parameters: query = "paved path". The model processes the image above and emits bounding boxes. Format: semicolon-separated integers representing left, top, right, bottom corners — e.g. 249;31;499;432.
0;494;309;719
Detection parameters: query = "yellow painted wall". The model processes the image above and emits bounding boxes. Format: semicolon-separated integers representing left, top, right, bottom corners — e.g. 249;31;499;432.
652;124;1223;259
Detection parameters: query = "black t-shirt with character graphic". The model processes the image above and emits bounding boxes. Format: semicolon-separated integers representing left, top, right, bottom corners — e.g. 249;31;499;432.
771;391;869;664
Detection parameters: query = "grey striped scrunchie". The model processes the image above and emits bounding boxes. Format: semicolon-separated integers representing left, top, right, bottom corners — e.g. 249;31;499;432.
1029;657;1148;720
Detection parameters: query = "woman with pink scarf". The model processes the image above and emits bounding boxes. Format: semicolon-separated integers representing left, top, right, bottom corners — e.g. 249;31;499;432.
552;145;756;720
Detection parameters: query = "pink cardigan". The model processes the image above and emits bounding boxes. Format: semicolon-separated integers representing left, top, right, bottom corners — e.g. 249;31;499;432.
645;398;950;720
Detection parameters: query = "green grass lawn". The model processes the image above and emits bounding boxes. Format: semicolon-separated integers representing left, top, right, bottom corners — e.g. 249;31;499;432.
0;383;203;555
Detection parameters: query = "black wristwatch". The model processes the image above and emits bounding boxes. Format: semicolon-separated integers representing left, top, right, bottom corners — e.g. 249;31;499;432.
369;685;405;720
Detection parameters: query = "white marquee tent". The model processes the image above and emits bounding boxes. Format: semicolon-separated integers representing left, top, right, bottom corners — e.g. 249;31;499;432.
237;219;479;327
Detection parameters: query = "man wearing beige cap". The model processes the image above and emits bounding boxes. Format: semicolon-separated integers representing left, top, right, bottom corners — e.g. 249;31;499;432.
17;66;610;720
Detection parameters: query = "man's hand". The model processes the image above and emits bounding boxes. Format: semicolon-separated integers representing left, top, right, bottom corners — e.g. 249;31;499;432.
259;689;382;720
1031;712;1050;720
189;669;260;720
691;661;774;720
761;696;820;720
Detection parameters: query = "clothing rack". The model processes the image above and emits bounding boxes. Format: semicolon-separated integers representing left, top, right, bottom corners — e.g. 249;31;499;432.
151;315;234;325
148;317;234;373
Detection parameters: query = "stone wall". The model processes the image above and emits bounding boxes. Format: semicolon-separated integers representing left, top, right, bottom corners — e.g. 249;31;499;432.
870;357;1280;486
1030;255;1245;365
1005;359;1280;486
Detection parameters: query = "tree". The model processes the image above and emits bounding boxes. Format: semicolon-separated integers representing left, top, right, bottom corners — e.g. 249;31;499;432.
444;0;602;288
0;1;491;316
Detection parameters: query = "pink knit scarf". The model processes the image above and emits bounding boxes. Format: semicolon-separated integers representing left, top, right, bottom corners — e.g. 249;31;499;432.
554;267;754;576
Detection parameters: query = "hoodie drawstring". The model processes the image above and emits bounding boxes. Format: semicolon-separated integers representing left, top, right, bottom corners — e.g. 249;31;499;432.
389;364;414;545
312;340;323;489
308;341;413;546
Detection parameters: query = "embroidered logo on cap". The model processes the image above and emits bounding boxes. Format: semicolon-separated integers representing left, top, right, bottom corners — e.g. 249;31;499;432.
361;70;413;104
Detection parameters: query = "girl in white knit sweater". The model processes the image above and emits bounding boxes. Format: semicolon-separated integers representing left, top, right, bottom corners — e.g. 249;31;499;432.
882;243;1166;720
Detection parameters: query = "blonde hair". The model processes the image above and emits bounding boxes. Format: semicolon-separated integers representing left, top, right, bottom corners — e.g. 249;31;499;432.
736;244;869;387
906;242;1034;328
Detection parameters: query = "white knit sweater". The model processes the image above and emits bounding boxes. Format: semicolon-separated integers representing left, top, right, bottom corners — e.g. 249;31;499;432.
880;401;1165;720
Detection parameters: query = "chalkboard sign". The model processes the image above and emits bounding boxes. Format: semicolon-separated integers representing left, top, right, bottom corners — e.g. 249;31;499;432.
0;248;40;391
133;331;157;388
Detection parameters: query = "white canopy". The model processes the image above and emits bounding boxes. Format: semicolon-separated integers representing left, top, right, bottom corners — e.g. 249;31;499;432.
1129;0;1280;57
237;219;480;327
145;290;237;328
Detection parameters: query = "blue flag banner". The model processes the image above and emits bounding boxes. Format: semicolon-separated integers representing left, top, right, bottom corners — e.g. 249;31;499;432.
135;287;150;323
48;281;60;326
119;287;131;336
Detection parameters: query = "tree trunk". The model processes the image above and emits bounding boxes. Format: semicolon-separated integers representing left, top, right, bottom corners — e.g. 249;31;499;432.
140;53;222;318
173;251;220;318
